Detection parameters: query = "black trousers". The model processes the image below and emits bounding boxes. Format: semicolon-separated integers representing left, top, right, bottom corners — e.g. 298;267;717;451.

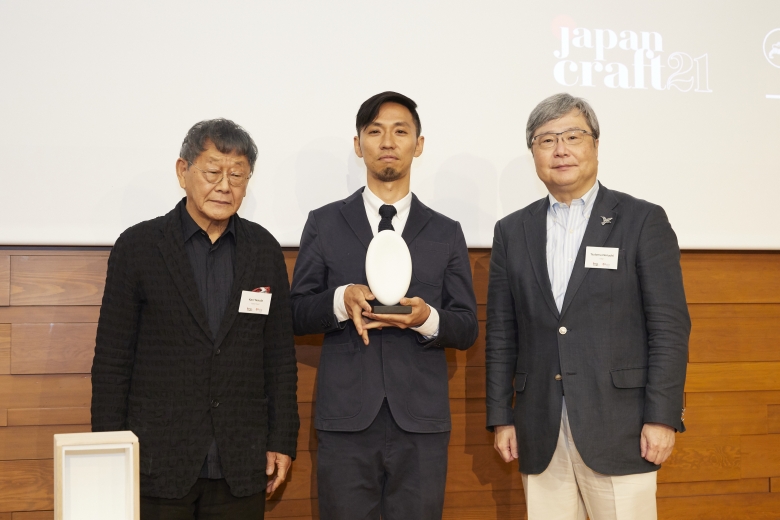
140;479;264;520
316;399;450;520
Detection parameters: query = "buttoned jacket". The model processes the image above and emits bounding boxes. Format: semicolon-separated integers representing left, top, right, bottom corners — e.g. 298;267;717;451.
291;188;479;433
485;185;690;476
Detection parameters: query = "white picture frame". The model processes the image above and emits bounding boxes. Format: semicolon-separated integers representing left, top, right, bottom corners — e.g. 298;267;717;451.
54;431;140;520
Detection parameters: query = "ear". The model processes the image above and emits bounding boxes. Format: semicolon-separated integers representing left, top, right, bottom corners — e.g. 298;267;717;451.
353;135;363;158
176;158;188;189
413;135;424;158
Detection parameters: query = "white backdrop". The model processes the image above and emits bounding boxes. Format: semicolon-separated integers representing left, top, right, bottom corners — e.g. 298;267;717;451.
1;1;779;248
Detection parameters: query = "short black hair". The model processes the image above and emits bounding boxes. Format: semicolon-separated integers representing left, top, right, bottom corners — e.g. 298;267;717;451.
179;118;258;173
356;91;421;137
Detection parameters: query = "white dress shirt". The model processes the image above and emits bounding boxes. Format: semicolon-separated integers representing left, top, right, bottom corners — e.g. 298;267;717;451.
546;181;600;313
333;186;440;337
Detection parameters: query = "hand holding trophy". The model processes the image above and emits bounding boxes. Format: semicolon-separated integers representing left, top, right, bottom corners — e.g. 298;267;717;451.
348;230;431;344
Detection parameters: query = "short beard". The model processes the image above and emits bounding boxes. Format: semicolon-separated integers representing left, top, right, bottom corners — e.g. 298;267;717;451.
375;167;402;182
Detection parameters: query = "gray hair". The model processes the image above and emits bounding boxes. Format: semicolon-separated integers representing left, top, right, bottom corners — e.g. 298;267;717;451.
525;93;600;149
180;118;258;173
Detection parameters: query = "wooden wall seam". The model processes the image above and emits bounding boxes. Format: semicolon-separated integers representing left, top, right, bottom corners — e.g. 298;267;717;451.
0;325;9;375
0;255;9;307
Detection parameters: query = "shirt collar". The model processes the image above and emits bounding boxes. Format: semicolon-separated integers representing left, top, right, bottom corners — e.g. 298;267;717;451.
362;185;413;221
548;180;600;218
179;198;236;243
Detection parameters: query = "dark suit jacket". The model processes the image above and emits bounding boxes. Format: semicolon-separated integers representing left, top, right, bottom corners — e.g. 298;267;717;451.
91;202;299;499
290;188;478;433
485;184;690;476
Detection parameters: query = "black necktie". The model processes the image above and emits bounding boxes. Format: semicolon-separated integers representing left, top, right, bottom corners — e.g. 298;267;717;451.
378;204;397;232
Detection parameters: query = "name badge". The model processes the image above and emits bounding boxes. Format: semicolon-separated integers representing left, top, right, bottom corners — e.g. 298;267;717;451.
239;290;271;315
585;246;619;270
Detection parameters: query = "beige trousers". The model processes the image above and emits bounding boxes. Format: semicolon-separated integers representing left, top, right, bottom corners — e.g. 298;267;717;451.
522;399;657;520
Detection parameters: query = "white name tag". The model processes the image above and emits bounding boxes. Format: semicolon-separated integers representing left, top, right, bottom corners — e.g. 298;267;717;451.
239;290;271;315
585;246;619;270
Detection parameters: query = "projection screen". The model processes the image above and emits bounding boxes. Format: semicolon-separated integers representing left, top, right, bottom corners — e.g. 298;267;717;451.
1;0;779;248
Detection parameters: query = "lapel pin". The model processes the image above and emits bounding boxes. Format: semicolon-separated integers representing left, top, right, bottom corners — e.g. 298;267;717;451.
601;216;613;226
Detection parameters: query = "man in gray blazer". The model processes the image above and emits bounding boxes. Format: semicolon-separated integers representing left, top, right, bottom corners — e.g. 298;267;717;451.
485;93;689;520
291;91;478;520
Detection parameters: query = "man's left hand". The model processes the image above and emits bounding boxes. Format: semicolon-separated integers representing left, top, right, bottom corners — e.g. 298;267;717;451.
640;423;676;464
266;452;292;495
362;297;431;329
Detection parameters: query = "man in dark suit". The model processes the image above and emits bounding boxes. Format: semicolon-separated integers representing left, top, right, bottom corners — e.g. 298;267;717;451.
91;119;299;519
485;93;690;520
290;92;478;520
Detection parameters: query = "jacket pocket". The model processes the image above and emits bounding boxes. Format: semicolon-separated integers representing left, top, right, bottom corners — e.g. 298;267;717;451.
514;372;528;392
316;342;363;419
412;240;449;287
610;367;648;388
406;347;449;421
130;397;171;477
247;398;269;471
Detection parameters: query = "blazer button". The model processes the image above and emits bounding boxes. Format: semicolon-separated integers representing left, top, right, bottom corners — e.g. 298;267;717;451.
211;400;220;408
555;374;563;381
559;326;568;335
215;349;221;355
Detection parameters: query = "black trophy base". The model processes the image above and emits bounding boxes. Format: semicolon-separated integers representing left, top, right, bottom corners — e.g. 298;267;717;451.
371;304;412;314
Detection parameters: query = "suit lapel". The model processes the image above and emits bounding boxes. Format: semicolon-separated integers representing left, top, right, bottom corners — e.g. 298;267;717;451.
340;188;374;250
214;217;255;350
559;185;619;318
524;198;559;319
158;205;213;341
401;194;432;246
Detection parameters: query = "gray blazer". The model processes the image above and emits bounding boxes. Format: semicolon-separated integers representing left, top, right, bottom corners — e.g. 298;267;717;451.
291;188;479;433
485;184;690;476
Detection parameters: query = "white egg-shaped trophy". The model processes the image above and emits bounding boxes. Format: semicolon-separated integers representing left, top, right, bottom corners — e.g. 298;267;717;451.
365;230;413;314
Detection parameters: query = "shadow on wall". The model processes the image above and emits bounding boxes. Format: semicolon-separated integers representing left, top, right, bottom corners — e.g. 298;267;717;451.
295;141;351;217
498;154;546;218
462;255;521;507
92;165;178;241
428;154;497;244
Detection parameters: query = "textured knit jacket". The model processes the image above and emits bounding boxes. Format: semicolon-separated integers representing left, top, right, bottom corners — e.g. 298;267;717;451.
485;185;690;476
91;201;299;499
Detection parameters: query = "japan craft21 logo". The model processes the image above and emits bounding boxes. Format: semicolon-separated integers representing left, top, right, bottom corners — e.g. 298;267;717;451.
550;17;712;92
764;28;780;69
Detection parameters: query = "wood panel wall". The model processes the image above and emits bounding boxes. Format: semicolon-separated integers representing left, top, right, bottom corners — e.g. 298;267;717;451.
0;247;779;519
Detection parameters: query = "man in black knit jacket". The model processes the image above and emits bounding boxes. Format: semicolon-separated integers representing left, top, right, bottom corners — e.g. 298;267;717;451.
91;119;299;519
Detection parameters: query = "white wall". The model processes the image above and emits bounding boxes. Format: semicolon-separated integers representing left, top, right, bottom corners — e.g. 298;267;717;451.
1;0;779;248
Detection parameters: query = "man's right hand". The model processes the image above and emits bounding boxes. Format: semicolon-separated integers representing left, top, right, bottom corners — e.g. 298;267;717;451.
344;284;376;345
494;424;518;462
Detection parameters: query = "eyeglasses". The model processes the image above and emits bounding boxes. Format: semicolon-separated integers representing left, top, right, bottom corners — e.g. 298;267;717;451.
190;164;251;187
532;130;595;149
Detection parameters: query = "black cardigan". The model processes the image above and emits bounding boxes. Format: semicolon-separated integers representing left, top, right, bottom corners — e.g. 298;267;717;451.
91;202;299;498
